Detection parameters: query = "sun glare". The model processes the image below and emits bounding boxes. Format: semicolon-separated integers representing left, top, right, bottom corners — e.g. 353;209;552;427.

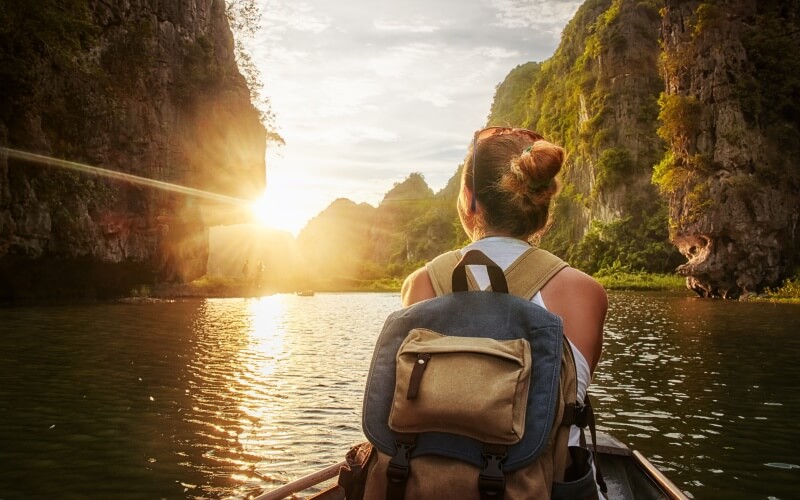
249;183;322;236
251;194;272;226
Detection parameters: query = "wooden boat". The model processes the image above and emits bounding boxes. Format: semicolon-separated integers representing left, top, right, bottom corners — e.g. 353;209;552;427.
255;432;688;499
296;290;315;297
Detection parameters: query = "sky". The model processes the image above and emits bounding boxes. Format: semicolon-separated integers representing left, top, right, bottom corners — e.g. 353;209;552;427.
243;0;582;234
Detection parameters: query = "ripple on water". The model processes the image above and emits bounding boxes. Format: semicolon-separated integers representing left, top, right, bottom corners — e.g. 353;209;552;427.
1;292;799;499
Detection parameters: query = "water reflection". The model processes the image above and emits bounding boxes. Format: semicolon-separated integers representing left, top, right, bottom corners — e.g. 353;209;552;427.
0;293;797;499
594;292;800;499
180;294;398;498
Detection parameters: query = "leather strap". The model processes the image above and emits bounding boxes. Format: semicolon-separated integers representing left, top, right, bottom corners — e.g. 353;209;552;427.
425;246;567;299
452;250;509;293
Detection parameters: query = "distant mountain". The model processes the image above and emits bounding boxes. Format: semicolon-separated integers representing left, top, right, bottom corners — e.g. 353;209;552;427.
270;173;466;290
295;198;376;288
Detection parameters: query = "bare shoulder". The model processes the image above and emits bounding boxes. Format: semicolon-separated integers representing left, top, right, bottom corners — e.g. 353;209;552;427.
548;267;607;306
401;267;436;307
541;266;607;372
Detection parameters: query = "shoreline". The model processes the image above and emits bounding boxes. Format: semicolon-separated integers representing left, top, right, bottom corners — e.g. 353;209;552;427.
5;274;798;305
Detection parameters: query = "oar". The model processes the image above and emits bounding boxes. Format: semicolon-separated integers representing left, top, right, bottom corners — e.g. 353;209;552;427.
254;461;346;500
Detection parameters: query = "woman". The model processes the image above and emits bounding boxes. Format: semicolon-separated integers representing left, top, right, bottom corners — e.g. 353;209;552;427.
401;125;606;428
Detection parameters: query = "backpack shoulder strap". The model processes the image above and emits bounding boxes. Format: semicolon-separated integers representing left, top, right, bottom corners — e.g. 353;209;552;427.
504;247;569;300
425;247;568;298
425;250;478;296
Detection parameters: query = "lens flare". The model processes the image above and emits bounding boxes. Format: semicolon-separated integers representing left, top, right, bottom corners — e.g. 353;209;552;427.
1;146;251;207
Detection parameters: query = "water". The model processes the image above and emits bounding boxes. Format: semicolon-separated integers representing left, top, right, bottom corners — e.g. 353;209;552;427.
0;292;798;499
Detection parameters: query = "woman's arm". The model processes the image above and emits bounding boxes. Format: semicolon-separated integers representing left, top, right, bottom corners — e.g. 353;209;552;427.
540;267;607;373
400;267;436;307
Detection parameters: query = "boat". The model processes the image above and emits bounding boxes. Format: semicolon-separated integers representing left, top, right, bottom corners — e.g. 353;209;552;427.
255;431;688;499
296;290;315;296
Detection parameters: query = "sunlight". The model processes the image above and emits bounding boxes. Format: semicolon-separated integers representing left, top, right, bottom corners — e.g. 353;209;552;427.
3;147;250;207
248;169;331;235
250;193;272;226
246;295;288;381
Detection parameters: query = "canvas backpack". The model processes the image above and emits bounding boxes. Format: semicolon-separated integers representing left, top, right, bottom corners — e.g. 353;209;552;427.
338;248;604;500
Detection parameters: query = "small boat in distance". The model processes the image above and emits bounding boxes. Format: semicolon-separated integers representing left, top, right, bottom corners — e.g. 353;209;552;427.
255;431;688;499
296;290;315;297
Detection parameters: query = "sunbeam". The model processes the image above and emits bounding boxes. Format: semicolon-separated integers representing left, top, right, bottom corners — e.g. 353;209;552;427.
1;146;252;207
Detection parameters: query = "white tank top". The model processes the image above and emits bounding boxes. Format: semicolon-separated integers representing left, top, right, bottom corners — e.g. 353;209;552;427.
463;237;592;447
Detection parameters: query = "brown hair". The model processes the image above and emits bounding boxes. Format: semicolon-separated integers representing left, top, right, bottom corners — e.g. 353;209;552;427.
462;133;564;241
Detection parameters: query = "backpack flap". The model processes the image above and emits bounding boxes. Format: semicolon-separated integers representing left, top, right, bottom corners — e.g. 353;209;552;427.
388;328;532;444
362;291;564;472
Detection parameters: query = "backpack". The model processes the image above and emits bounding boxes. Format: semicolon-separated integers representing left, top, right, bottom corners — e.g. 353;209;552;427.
337;248;604;500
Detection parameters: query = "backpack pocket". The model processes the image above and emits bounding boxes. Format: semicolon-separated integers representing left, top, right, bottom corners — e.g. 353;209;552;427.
388;328;531;445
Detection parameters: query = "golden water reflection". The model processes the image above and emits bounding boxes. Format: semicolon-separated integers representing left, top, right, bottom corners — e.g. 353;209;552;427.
0;293;798;498
186;294;400;498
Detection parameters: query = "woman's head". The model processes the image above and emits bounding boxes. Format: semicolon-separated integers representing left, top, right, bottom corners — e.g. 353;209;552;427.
459;127;564;242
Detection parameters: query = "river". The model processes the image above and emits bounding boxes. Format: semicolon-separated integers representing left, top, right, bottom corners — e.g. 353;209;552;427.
0;292;798;499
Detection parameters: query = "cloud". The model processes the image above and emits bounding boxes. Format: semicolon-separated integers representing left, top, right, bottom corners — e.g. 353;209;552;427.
303;125;399;145
490;0;582;32
373;19;446;33
262;0;332;34
247;0;576;231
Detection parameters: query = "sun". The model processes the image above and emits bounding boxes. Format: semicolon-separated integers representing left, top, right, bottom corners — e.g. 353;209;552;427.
250;193;272;226
248;186;319;236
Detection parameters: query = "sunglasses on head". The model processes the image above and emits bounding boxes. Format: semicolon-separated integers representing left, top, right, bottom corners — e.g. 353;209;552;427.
469;127;543;212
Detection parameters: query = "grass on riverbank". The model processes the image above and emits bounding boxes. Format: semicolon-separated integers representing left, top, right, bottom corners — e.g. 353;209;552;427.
593;271;686;291
755;277;800;303
139;271;686;299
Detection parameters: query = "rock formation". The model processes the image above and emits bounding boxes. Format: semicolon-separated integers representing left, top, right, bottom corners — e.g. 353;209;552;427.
659;0;800;297
486;0;798;296
0;0;266;299
488;0;681;275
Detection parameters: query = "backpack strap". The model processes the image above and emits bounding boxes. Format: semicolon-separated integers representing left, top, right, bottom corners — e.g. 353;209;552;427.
426;250;480;295
504;247;569;300
426;246;568;299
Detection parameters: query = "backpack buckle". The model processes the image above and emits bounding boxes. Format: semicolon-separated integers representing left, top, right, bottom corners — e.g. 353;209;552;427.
387;438;415;483
564;401;590;428
479;446;507;498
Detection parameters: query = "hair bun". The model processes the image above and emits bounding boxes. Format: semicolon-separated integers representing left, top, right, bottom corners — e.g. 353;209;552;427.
518;140;564;186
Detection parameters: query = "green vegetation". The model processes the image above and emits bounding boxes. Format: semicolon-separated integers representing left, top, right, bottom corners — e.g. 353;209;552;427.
128;285;152;298
760;277;800;302
0;0;95;71
572;209;683;275
593;147;634;196
594;268;685;291
488;62;541;126
225;0;282;142
483;0;679;274
656;94;702;151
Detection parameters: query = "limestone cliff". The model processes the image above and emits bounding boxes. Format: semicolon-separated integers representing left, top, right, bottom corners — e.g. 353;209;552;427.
488;0;798;295
658;0;800;297
488;0;680;275
0;0;266;299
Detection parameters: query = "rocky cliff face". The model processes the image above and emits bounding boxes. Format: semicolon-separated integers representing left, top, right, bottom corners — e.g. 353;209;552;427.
489;0;680;274
0;0;266;299
659;0;800;297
